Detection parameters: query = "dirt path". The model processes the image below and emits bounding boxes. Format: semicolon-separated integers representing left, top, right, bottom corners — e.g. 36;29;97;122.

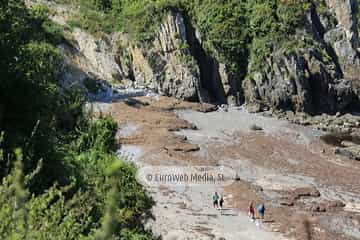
145;184;286;240
176;108;360;240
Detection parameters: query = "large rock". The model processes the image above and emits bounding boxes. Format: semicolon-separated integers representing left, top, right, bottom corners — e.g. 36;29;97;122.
324;0;360;80
32;0;360;112
242;48;356;114
243;1;360;114
58;29;133;93
335;145;360;160
71;30;125;82
151;12;200;100
129;11;236;103
325;0;358;46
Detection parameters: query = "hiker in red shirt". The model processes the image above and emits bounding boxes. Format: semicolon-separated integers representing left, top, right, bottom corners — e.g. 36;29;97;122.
248;201;255;221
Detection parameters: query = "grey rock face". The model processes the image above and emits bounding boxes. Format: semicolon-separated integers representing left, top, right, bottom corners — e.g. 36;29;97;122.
127;11;235;103
324;0;360;80
244;1;360;114
58;29;131;91
245;52;312;112
243;46;359;114
151;12;200;100
43;0;360;112
325;0;358;46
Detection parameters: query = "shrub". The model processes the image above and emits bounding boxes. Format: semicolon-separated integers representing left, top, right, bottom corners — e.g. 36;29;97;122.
83;77;101;94
75;116;117;153
0;2;154;239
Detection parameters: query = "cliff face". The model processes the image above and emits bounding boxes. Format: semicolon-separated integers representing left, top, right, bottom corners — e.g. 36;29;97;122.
36;0;360;114
113;11;235;104
243;0;360;114
42;0;237;104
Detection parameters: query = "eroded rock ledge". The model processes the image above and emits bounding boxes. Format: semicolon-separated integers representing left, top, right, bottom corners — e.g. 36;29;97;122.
31;0;360;115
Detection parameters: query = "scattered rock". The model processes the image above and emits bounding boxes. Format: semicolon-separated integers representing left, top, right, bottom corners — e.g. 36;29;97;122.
246;103;268;113
195;103;218;113
218;104;229;112
124;98;149;108
309;203;327;213
168;122;197;131
307;200;345;213
341;140;357;147
280;199;295;206
250;124;263;131
335;146;360;160
164;143;200;153
327;200;346;209
251;185;264;192
292;187;321;200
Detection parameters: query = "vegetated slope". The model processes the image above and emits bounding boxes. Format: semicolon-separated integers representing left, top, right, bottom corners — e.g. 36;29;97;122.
53;0;360;114
0;1;154;239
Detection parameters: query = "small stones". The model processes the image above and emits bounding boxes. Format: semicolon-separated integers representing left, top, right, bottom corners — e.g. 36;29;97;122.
164;143;200;153
195;103;218;113
327;200;346;209
280;199;295;206
251;185;264;192
309;203;327;213
307;200;345;212
273;110;360;134
335;146;360;161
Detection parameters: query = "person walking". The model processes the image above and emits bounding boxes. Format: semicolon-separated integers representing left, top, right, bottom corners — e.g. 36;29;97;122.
212;192;219;209
257;203;265;220
248;201;255;221
219;195;224;215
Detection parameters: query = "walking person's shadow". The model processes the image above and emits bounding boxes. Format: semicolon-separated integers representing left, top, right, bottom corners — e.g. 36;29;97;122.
219;208;239;216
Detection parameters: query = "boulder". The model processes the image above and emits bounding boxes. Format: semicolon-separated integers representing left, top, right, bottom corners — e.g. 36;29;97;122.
164;143;200;153
335;145;360;160
151;12;200;101
243;49;347;114
292;187;321;200
324;0;360;81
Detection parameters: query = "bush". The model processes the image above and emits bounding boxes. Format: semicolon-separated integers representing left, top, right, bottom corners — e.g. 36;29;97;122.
0;2;154;239
83;77;101;94
75;116;117;153
0;144;154;239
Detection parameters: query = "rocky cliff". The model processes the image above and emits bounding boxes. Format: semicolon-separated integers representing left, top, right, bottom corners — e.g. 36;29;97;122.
243;0;360;114
29;0;360;114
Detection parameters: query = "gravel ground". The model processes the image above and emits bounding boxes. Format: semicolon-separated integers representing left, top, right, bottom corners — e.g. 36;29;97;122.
91;95;360;239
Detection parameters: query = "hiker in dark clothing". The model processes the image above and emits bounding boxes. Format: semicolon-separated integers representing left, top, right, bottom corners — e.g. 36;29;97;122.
212;192;219;209
219;195;224;215
257;203;265;220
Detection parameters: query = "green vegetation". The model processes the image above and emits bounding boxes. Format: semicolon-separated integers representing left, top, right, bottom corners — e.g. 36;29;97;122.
60;0;318;78
57;0;116;35
0;1;154;239
83;77;101;94
0;0;341;236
